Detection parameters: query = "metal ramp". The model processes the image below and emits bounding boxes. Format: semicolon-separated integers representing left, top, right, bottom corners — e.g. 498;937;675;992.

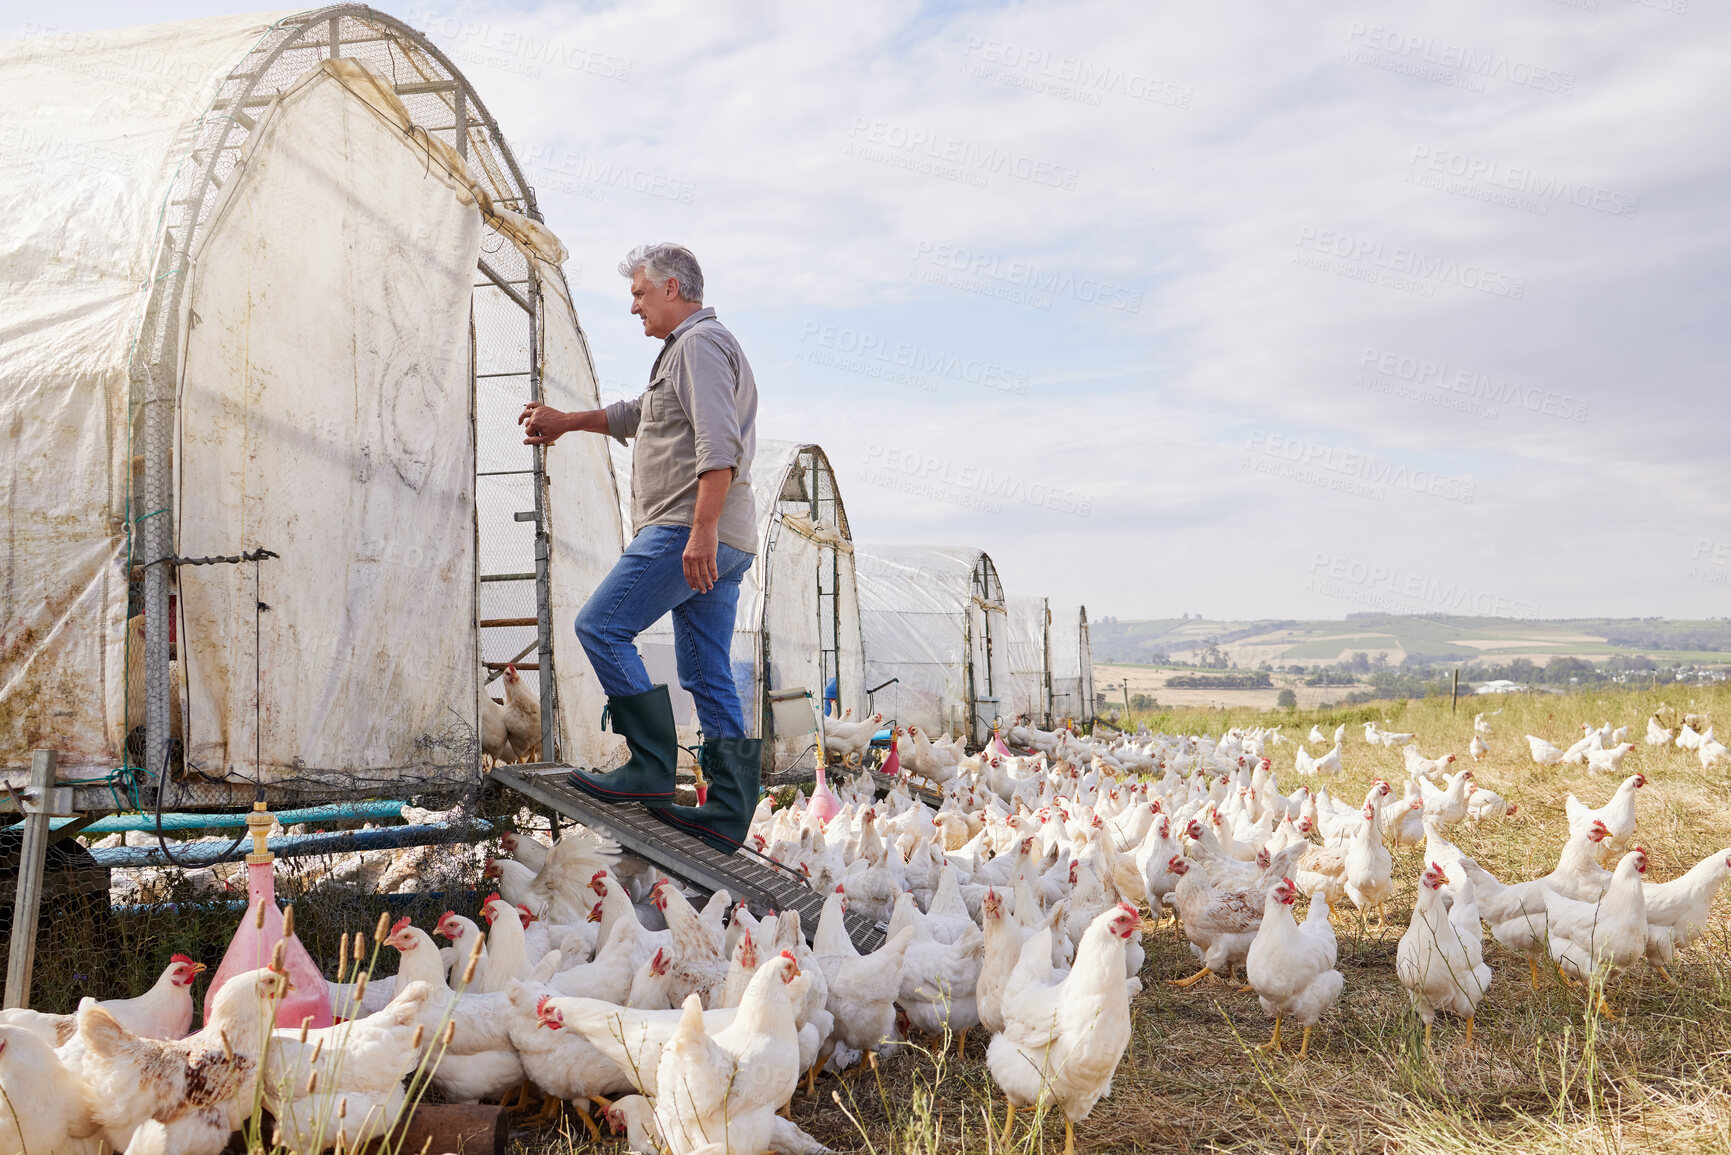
488;764;887;953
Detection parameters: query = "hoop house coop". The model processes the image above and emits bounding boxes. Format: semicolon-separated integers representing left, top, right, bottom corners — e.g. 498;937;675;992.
856;546;1010;746
637;442;866;773
1003;595;1054;728
1048;604;1097;726
0;8;625;811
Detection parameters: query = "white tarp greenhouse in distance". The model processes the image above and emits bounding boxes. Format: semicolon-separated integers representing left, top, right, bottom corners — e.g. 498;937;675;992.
0;11;623;794
1003;595;1053;728
637;442;866;772
856;545;1009;745
1048;604;1096;726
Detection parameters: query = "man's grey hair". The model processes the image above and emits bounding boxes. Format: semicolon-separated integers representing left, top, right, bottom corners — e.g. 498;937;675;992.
619;243;703;303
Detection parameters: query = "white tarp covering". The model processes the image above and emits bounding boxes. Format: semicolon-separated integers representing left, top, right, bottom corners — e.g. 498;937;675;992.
538;255;627;768
857;545;1007;743
0;14;285;773
639;441;865;768
1;12;622;788
1048;603;1095;725
1004;595;1051;726
176;63;482;781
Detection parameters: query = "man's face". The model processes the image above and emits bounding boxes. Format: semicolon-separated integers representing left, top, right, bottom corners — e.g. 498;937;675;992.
630;268;687;339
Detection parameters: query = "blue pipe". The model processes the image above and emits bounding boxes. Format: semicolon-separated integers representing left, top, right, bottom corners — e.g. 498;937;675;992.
87;820;491;869
51;801;407;834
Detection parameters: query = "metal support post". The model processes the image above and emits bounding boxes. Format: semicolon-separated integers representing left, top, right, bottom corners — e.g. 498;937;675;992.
527;266;555;764
5;751;60;1009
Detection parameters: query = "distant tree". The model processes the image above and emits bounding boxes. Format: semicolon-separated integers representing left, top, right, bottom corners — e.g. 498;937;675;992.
1130;693;1157;710
1276;688;1298;709
1349;651;1371;673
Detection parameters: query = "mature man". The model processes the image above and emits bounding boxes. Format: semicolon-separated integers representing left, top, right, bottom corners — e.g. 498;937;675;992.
518;243;759;852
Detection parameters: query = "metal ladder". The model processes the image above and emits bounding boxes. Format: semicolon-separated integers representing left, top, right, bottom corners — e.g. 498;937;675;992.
487;763;887;953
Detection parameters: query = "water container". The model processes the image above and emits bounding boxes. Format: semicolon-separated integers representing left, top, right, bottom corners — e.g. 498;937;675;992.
201;802;332;1030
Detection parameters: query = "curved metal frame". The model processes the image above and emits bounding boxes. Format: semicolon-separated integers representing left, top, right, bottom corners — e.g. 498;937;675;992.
756;444;858;761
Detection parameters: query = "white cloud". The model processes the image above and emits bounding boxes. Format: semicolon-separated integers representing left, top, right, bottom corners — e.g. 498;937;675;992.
14;0;1728;618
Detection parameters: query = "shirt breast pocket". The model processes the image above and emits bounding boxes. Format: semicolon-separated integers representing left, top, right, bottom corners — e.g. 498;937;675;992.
643;376;669;423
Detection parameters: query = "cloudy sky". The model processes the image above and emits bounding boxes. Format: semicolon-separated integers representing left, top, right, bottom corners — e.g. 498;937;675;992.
11;0;1729;622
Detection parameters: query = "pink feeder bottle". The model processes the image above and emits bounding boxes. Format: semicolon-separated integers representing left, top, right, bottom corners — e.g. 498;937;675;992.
202;800;332;1030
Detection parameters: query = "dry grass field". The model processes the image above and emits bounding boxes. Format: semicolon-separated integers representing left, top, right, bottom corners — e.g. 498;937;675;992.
513;682;1731;1154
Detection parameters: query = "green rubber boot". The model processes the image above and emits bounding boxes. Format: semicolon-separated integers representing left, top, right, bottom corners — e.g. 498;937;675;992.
568;685;679;806
655;736;762;853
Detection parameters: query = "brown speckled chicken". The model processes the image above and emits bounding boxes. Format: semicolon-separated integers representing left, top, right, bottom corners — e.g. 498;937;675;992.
1166;856;1279;987
74;966;284;1155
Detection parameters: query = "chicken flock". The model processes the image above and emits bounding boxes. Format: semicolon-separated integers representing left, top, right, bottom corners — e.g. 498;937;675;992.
4;706;1727;1154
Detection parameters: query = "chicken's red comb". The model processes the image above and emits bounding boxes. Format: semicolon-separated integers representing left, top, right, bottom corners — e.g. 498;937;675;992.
171;953;196;968
780;949;797;961
835;884;846;893
390;915;411;937
505;663;517;675
439;910;457;925
536;993;551;1016
484;892;503;906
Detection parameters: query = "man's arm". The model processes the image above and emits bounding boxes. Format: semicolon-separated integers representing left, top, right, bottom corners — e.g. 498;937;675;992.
682;468;732;593
519;404;610;445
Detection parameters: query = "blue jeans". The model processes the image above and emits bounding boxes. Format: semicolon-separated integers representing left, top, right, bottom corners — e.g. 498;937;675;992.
575;524;755;738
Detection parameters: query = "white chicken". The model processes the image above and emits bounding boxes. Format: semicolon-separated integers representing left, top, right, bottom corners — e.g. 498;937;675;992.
480;683;516;765
1525;735;1566;765
263;980;434;1152
1167;856;1275;987
653;953;806;1155
1244;878;1343;1057
887;890;983;1043
73;966;283;1155
823;711;883;766
1642;847;1731;980
988;905;1140;1155
1343;800;1395;929
0;1024;104;1154
1544;849;1650;1014
1584;742;1636;776
2;954;204;1049
812;889;916;1067
1564;773;1645;857
1397;862;1491;1045
499;663;542;762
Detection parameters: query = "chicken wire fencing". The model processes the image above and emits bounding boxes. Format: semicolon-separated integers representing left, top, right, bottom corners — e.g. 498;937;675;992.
0;783;565;1026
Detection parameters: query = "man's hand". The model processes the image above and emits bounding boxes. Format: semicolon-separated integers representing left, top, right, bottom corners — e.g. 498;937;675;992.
683;523;720;593
520;403;567;445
